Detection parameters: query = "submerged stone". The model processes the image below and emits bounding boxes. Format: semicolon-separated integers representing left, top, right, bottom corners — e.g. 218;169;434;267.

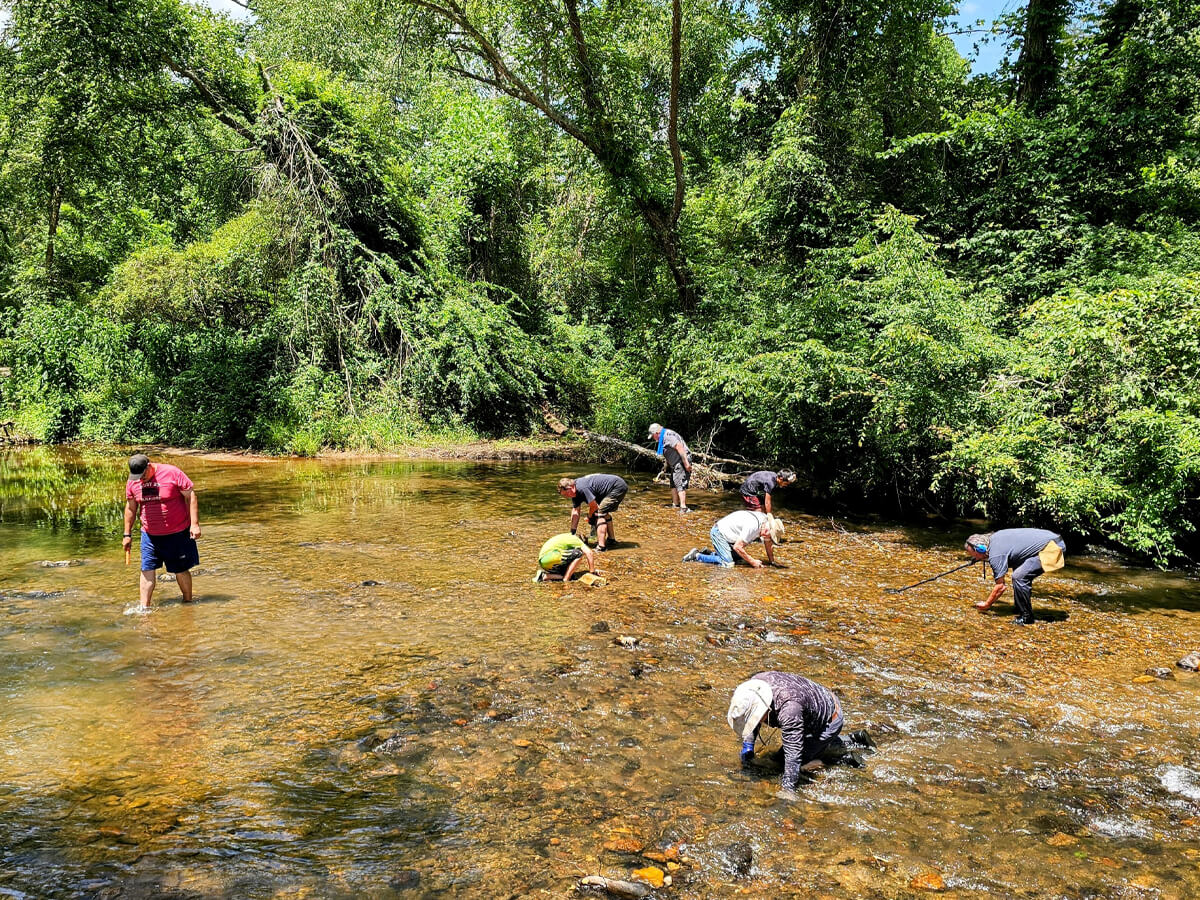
1045;832;1078;847
1176;652;1200;672
374;734;416;754
603;835;645;854
590;621;611;633
39;559;83;568
909;871;946;892
1144;667;1174;680
389;870;421;890
578;875;651;898
631;866;665;888
1;589;63;600
356;734;384;752
721;842;753;877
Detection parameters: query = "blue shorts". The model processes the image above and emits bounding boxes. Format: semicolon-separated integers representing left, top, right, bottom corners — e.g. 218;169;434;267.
141;528;200;573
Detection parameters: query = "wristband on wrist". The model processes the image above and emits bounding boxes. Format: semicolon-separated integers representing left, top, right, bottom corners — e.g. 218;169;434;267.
123;533;131;538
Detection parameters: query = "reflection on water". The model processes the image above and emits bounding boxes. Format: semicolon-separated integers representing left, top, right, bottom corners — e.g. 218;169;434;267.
2;448;1199;898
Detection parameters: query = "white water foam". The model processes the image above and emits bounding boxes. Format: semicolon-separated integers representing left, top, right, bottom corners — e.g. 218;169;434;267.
1160;766;1200;802
1088;816;1151;839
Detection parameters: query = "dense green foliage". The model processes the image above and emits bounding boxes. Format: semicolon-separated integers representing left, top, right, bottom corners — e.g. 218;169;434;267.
1;0;1197;561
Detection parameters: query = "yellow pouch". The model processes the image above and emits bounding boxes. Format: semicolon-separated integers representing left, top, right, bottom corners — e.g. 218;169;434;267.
1038;540;1065;572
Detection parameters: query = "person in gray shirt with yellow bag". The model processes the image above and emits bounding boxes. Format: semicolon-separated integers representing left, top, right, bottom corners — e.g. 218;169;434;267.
966;528;1066;625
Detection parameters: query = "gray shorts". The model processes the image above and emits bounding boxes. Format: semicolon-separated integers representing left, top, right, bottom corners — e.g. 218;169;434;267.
670;462;690;490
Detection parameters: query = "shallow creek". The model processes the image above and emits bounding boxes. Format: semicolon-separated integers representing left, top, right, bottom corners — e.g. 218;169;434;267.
1;448;1199;899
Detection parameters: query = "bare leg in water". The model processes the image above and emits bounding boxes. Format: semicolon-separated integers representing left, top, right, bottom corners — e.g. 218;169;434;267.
176;570;194;603
139;569;157;609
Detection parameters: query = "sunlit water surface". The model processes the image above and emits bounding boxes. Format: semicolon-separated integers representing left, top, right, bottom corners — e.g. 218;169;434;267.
1;448;1199;898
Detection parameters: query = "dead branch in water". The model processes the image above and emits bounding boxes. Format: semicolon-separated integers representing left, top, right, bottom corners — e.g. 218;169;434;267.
577;430;743;489
541;407;775;490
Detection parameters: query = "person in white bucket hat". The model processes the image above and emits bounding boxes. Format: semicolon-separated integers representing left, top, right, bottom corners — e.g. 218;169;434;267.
727;671;875;799
683;511;784;568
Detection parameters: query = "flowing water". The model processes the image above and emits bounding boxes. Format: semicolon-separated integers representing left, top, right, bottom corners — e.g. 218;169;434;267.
1;447;1199;899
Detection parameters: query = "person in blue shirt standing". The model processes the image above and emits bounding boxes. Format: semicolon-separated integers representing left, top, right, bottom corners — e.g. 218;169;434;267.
966;528;1066;625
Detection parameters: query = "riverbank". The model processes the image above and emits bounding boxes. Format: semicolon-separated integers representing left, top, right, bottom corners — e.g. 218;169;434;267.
9;434;590;463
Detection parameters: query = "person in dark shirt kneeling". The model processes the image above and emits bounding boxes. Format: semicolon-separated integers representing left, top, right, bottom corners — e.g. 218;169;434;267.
727;672;875;801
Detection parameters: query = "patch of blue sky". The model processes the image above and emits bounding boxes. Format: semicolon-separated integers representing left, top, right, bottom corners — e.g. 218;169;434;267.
949;0;1020;75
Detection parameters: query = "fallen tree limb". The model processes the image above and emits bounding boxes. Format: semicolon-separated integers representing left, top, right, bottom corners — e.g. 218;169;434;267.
576;429;742;488
690;448;758;468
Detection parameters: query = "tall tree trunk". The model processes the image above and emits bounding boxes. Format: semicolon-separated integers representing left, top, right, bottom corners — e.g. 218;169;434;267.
638;197;695;308
1015;0;1072;114
399;0;697;308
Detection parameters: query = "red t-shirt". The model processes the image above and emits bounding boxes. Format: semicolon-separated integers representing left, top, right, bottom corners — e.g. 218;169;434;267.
126;463;194;536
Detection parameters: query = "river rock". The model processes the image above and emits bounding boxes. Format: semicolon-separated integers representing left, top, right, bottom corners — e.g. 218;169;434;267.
614;636;640;649
1177;652;1200;672
590;621;611;633
603;835;645;854
763;631;794;644
361;580;383;586
1045;832;1078;847
909;871;946;892
643;845;680;864
39;559;83;568
578;875;651;898
1132;675;1158;684
632;867;665;888
389;870;421;890
0;589;63;601
374;734;416;754
356;734;385;752
720;842;753;877
1144;667;1174;680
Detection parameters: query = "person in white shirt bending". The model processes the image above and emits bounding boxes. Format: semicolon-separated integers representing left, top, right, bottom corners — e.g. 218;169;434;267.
683;510;784;569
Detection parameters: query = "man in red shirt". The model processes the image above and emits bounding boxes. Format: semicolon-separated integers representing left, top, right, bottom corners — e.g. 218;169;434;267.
122;453;202;610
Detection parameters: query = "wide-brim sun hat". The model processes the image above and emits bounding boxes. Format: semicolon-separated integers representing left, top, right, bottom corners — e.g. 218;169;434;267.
726;678;773;742
766;515;786;544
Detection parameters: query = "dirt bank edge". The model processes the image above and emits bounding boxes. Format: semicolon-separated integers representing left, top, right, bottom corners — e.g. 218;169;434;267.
48;436;588;463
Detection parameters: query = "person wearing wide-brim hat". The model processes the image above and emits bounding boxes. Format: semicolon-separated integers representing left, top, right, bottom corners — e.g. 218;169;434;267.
683;510;785;568
727;672;874;800
965;528;1066;625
